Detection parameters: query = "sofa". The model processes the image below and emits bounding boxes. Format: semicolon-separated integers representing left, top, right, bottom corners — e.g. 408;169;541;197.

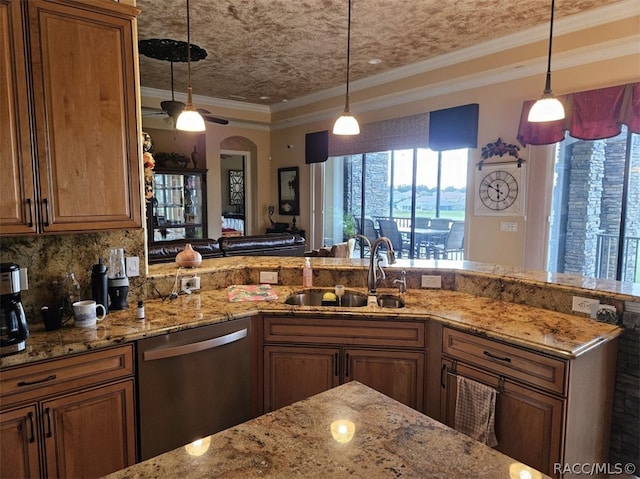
148;233;305;264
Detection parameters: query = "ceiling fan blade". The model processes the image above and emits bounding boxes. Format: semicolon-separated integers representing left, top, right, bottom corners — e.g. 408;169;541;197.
197;108;229;125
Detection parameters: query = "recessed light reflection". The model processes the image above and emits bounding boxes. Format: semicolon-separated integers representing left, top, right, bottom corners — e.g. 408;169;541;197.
509;463;542;479
330;419;355;443
184;436;211;456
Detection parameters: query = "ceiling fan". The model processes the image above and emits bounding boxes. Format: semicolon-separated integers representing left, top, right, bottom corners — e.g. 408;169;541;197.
139;38;229;126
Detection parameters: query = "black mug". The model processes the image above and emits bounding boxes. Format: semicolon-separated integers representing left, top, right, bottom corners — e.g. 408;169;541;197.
41;306;64;331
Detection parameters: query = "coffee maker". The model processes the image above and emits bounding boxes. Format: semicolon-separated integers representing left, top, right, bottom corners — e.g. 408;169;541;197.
107;248;129;310
1;263;29;357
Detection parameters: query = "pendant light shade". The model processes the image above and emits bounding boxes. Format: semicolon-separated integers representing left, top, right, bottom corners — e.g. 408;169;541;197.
528;0;565;123
176;0;205;132
333;0;360;135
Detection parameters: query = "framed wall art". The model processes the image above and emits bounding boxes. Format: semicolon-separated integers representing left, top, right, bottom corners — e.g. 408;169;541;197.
278;167;299;216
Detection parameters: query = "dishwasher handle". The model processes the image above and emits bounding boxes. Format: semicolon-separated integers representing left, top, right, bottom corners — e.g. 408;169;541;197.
143;328;248;361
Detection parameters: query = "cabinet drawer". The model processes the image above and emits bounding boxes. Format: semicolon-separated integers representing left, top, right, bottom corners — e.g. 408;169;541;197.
264;316;425;348
0;345;134;407
442;328;566;394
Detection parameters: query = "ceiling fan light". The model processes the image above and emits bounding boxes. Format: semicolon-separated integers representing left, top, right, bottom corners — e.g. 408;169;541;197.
176;106;206;131
333;110;360;135
528;93;565;122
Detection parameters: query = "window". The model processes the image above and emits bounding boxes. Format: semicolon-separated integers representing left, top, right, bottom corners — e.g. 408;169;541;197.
547;126;640;282
322;148;468;259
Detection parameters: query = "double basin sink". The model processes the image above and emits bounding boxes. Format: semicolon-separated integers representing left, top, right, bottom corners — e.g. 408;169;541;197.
284;289;404;309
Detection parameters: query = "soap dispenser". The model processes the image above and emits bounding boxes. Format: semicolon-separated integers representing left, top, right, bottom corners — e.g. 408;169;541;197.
303;258;313;287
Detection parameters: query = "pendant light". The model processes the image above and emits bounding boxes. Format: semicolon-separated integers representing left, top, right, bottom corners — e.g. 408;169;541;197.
333;0;360;135
176;0;205;132
528;0;565;123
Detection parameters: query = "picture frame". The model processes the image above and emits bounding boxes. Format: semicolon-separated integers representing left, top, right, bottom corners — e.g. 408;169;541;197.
278;167;299;216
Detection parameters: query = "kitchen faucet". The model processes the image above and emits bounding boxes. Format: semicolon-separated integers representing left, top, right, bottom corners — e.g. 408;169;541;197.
368;237;396;295
350;234;372;257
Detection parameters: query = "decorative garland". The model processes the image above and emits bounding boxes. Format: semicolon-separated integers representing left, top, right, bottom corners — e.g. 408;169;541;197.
481;138;521;160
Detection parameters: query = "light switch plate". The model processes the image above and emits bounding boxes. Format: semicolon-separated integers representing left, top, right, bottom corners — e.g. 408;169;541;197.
572;296;599;314
500;222;517;232
260;271;278;284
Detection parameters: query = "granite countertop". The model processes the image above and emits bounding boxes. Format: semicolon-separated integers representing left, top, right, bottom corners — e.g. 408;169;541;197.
102;381;550;479
1;282;622;369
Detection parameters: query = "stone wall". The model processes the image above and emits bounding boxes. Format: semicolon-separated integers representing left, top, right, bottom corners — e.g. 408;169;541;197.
610;309;640;471
344;152;390;219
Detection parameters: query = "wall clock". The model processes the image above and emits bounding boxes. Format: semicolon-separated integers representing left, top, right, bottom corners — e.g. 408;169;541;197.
474;163;525;216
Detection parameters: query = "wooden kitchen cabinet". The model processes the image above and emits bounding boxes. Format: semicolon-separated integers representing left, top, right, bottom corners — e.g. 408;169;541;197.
262;316;425;413
439;327;618;479
440;358;563;474
0;345;136;478
0;0;142;235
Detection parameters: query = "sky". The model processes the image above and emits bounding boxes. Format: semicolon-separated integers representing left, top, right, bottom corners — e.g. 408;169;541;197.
392;148;469;189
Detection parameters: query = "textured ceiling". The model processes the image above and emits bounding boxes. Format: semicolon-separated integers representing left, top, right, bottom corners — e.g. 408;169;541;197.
136;0;622;107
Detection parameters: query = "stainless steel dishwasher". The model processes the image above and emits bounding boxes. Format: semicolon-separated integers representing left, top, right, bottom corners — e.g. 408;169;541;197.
137;318;252;460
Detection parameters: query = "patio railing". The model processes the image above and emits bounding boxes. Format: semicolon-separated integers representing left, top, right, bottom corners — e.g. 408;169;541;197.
595;234;640;283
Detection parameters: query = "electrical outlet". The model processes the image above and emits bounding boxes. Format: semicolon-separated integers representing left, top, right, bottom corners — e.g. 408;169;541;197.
572;296;600;314
125;256;140;277
181;276;200;292
421;275;442;288
259;271;279;284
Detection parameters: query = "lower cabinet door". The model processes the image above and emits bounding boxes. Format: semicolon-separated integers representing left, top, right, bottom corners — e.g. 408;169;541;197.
264;345;340;411
42;380;136;479
346;348;425;411
0;404;42;479
441;359;564;478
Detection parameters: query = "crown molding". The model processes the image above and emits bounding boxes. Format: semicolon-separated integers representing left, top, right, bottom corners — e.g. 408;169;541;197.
270;34;639;130
270;0;638;114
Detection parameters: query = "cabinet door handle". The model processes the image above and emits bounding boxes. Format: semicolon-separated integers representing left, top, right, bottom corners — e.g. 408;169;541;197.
27;411;35;443
26;198;34;227
44;408;52;438
483;350;512;363
17;374;56;387
344;353;350;377
441;364;447;388
43;198;50;227
334;353;339;376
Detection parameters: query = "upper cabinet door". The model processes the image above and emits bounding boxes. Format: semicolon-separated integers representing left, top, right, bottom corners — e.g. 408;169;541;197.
27;0;142;232
26;0;142;233
0;1;37;234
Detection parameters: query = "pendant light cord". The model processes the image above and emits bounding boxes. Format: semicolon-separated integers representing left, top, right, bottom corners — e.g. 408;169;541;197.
544;0;555;93
344;0;353;111
186;0;193;101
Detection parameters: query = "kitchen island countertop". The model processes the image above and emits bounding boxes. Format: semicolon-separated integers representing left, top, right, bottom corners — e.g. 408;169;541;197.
102;380;550;479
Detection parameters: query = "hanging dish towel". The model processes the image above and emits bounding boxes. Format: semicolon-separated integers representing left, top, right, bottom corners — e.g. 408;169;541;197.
454;376;498;447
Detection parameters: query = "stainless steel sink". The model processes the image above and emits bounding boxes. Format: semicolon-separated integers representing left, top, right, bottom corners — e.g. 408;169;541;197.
284;290;405;308
284;290;368;307
377;295;405;308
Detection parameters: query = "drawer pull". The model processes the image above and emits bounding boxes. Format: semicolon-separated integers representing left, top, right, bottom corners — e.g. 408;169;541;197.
17;374;57;387
44;408;52;438
27;412;35;443
26;198;34;228
345;353;350;377
483;351;512;363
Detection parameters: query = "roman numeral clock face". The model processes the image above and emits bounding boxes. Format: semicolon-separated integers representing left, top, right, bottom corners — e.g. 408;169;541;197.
479;170;519;210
